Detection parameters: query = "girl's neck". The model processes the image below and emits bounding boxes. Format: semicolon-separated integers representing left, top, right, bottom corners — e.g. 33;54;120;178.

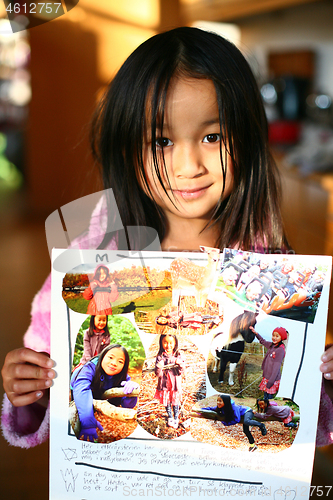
161;217;219;252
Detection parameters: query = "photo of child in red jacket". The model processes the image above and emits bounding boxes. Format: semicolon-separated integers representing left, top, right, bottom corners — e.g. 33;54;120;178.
154;334;185;429
83;265;119;315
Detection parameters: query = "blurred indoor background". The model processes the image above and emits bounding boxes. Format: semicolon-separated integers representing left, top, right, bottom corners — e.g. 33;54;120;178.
0;1;332;498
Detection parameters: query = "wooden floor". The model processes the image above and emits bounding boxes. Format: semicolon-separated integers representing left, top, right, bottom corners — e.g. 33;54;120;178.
0;189;332;499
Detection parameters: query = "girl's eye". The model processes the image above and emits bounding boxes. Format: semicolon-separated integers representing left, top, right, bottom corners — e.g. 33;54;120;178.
203;133;220;143
155;137;173;148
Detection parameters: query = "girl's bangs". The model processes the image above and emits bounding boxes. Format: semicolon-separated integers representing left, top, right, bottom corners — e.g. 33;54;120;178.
138;73;178;208
139;69;231;224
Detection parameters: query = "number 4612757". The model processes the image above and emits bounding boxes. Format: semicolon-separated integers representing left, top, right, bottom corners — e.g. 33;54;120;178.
6;3;62;15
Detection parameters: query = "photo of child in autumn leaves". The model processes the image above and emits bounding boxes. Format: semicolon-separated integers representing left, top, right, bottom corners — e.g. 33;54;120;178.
137;335;206;439
191;394;299;453
69;315;145;444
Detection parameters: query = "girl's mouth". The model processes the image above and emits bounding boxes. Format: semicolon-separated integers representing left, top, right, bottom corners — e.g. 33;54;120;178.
172;186;210;200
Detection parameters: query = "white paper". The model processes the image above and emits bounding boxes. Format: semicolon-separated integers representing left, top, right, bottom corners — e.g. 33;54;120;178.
50;248;332;500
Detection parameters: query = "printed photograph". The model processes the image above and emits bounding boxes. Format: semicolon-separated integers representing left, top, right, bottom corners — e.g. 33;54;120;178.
137;335;206;439
207;311;289;401
216;249;329;323
191;393;299;453
69;315;145;444
62;261;171;315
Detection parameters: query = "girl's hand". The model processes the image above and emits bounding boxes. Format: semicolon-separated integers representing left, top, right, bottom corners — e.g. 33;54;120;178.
121;380;139;394
1;348;56;407
79;421;103;442
320;345;333;384
249;326;258;335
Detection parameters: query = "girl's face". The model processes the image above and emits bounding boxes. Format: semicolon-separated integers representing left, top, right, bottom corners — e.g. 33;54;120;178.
98;268;108;282
99;267;108;283
217;398;224;409
258;400;266;411
162;335;176;355
94;315;107;331
272;330;282;344
101;348;125;376
142;78;233;237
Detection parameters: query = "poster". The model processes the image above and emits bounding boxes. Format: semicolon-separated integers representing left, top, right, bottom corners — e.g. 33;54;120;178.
50;248;332;499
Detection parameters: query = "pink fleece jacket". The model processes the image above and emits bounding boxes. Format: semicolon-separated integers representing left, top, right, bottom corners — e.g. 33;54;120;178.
1;198;333;447
1;196;116;448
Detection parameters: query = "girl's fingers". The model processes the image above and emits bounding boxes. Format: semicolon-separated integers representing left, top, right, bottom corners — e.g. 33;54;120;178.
321;346;333;363
11;362;55;382
12;377;53;395
320;360;333;379
5;347;54;369
320;346;333;379
9;390;46;407
4;367;54;403
2;347;56;406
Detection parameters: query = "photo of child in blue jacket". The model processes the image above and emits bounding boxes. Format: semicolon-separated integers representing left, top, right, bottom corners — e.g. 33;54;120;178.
202;394;267;451
70;344;139;442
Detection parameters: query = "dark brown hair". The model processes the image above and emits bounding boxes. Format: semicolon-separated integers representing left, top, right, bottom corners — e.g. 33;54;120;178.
87;315;109;338
91;344;129;399
91;27;288;252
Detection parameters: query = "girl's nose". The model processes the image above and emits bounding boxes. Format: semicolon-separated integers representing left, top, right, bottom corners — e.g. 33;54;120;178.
172;144;205;179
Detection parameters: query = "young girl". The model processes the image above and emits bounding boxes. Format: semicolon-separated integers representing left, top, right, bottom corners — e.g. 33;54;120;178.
202;394;267;452
250;326;288;399
2;27;332;448
77;315;110;368
254;398;297;428
71;344;139;442
154;334;185;429
82;265;118;315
